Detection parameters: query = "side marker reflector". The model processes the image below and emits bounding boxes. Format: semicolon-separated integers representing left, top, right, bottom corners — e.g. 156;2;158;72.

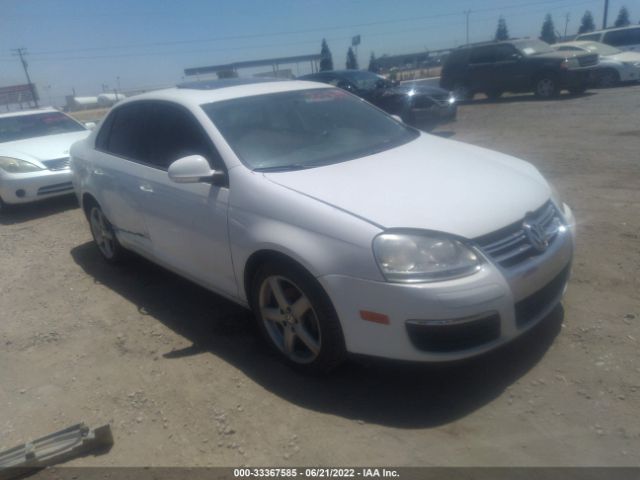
360;310;390;325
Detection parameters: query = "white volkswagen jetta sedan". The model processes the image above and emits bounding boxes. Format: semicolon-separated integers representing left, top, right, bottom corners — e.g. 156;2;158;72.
70;79;575;372
0;108;91;211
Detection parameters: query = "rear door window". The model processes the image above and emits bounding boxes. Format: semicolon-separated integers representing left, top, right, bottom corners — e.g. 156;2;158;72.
576;33;601;42
470;46;496;64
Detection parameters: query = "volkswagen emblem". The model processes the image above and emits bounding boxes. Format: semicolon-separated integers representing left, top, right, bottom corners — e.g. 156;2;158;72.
522;218;549;252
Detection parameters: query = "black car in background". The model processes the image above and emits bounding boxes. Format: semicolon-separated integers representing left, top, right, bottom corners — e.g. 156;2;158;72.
440;39;599;100
299;70;457;130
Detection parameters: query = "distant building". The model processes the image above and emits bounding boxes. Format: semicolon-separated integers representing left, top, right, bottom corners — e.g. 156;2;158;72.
97;93;126;107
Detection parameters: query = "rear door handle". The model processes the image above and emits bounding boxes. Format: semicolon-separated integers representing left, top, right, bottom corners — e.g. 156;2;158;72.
139;184;154;193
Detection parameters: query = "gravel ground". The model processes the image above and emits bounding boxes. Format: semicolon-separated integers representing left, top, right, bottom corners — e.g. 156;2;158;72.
1;85;639;467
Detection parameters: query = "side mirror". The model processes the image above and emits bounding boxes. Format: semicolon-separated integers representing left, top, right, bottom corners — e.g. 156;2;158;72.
84;122;96;130
391;114;403;123
168;155;225;185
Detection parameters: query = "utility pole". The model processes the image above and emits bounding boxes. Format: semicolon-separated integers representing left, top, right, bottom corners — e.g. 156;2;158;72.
11;48;39;108
464;10;471;45
603;0;609;29
564;13;570;39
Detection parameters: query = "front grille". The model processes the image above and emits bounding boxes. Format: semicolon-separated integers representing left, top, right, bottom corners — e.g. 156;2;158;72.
406;313;501;353
37;181;73;196
578;54;599;67
41;157;70;171
475;201;562;268
515;264;570;328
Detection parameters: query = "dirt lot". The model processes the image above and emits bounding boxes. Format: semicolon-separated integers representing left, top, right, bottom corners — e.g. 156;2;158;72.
1;85;639;467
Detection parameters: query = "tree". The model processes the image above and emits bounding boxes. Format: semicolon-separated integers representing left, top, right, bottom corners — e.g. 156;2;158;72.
368;52;378;72
319;39;333;71
614;6;631;27
540;14;557;44
578;10;596;34
346;47;358;70
495;16;510;41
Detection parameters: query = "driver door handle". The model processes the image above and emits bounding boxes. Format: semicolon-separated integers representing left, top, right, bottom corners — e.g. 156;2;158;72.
139;183;154;193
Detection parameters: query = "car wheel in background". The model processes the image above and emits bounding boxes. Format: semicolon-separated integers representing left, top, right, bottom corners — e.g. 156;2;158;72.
88;204;126;264
534;74;560;98
251;261;346;373
598;69;620;88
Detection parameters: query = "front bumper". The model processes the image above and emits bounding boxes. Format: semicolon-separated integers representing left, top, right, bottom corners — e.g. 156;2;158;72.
318;203;575;362
411;102;457;125
0;169;74;204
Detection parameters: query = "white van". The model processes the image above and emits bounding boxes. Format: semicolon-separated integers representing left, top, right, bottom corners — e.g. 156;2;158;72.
576;25;640;52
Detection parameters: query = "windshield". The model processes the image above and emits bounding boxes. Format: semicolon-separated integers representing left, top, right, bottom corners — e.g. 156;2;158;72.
202;88;418;171
516;39;555;56
0;112;85;143
341;71;388;91
580;42;621;55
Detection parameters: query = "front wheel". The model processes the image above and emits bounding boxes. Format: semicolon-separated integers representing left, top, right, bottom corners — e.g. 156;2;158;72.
534;75;559;98
251;261;346;373
88;205;126;264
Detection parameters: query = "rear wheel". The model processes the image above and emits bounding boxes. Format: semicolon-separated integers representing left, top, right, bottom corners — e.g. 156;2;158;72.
250;261;346;373
88;204;126;264
534;74;559;98
598;69;620;88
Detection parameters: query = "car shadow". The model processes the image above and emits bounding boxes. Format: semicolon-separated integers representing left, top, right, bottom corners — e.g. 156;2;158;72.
70;241;564;429
0;195;78;225
471;91;596;104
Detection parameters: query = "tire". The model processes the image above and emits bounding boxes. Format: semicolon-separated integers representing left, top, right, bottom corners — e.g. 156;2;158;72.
250;260;347;373
87;204;126;264
534;74;560;98
598;69;620;88
452;84;473;102
485;89;503;100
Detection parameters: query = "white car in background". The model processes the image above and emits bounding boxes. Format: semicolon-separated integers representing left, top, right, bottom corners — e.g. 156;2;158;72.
0;108;91;212
70;79;575;373
575;25;640;52
553;41;640;87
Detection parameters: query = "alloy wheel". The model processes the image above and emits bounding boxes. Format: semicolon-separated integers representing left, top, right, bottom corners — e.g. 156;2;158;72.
536;78;556;98
89;207;116;260
258;275;321;364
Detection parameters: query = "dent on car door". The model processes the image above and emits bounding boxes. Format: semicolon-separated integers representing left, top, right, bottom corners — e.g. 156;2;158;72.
136;103;236;297
93;103;151;251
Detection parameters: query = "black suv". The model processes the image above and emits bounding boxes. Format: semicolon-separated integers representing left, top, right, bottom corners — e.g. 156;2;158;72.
440;39;598;100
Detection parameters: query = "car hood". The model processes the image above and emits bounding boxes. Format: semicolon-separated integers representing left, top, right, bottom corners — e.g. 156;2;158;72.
607;51;640;62
264;134;551;239
0;131;90;165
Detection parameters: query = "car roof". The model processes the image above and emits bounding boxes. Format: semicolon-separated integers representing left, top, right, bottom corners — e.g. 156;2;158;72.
578;25;640;36
116;79;332;109
0;107;59;119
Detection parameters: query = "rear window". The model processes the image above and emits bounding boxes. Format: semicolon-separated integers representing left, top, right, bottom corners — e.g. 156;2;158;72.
0;112;85;143
576;33;602;42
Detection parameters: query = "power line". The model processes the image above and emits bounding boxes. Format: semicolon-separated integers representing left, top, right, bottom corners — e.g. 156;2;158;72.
10;48;39;108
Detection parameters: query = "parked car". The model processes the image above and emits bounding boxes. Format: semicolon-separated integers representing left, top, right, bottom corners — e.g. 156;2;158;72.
70;79;575;372
552;41;640;87
0;108;92;212
440;39;598;100
576;25;640;52
299;70;457;129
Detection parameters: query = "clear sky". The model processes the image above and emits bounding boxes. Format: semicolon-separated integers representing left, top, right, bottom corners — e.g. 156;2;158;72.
1;0;636;106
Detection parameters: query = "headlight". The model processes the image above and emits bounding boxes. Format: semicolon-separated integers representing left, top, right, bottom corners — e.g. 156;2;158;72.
373;231;482;283
448;95;456;104
0;156;44;173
